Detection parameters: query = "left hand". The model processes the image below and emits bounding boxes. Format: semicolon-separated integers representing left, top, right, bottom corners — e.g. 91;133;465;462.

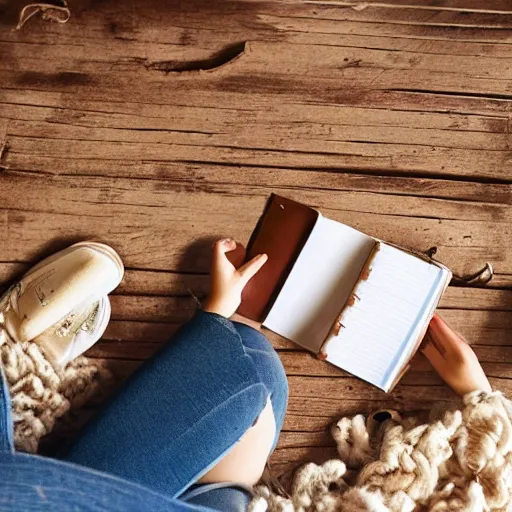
203;238;268;318
421;314;491;396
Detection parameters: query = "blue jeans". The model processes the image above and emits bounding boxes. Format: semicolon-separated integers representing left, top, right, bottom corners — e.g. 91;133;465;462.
0;311;288;511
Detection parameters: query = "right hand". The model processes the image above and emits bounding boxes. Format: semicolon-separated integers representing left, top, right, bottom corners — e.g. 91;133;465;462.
203;238;268;318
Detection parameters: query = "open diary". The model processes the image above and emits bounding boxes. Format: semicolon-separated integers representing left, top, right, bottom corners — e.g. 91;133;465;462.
238;195;452;392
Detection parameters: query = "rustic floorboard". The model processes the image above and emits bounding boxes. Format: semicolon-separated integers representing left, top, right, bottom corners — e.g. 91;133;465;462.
0;0;511;480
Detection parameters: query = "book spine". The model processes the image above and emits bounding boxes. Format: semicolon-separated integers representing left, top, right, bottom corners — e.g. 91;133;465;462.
318;241;381;360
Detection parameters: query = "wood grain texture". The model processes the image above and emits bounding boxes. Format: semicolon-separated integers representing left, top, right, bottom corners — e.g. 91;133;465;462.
0;175;510;284
0;0;511;480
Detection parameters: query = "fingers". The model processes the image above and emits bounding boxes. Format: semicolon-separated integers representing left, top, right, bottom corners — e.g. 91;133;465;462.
428;314;467;355
238;253;268;283
212;238;237;269
421;339;448;371
213;238;237;256
421;329;446;356
432;314;466;343
226;243;247;269
212;239;267;283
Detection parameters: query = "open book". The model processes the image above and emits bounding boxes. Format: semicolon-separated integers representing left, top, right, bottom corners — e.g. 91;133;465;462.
238;195;452;392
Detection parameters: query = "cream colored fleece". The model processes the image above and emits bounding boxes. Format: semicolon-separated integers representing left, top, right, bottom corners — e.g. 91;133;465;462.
0;314;112;453
250;391;512;512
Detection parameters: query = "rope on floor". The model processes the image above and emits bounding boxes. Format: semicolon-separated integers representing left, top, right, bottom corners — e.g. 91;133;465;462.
16;1;70;30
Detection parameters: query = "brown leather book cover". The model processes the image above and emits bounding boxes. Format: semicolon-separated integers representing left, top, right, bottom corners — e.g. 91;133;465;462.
237;194;319;321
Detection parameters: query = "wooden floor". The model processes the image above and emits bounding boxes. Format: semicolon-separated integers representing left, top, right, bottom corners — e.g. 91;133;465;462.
1;0;511;479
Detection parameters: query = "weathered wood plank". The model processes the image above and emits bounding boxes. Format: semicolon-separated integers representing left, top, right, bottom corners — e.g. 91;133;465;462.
1;91;509;136
3;158;510;208
283;396;457;427
3;36;512;99
4;106;510;152
275;431;334;449
259;15;512;49
286;374;512;402
1;175;510;283
283;2;512;27
2;2;512;182
333;0;512;11
3;86;511;125
440;288;512;310
3;0;512;53
2;81;512;181
270;446;338;467
5;131;510;181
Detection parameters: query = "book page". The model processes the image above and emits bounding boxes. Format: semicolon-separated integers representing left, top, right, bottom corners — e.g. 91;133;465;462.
263;216;376;352
324;243;449;390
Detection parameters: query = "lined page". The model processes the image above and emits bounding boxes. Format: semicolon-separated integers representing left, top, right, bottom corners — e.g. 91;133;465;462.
325;243;448;390
264;216;376;353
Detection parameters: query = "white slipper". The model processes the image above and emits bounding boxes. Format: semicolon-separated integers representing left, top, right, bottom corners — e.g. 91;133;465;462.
1;242;124;366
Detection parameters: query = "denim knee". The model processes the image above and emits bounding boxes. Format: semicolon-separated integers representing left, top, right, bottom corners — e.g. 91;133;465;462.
64;310;270;498
232;322;289;436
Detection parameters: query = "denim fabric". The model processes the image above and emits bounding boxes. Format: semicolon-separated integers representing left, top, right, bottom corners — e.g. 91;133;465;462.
0;359;209;510
232;322;288;446
182;483;253;511
0;451;212;511
0;366;14;453
0;311;289;511
64;311;289;498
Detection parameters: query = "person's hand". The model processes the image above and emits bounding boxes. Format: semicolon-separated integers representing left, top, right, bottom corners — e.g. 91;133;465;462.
203;238;268;318
421;314;491;396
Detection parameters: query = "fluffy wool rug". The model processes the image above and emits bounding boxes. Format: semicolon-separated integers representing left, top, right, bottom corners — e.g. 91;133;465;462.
250;391;512;512
0;308;112;453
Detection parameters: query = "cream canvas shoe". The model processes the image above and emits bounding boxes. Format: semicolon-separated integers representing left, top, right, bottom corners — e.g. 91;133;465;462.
1;242;124;366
